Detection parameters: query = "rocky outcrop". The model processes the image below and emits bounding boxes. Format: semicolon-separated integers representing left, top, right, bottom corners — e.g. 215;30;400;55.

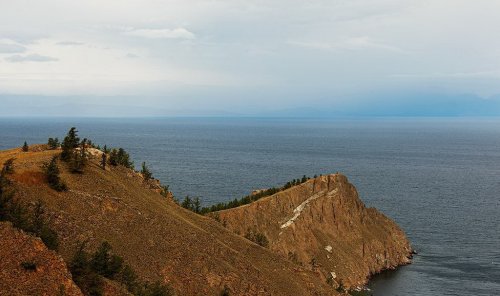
0;222;82;296
214;174;413;290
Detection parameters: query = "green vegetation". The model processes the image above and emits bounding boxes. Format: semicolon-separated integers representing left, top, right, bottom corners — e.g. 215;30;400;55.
42;156;67;192
61;127;80;161
21;261;37;271
244;229;269;248
2;158;15;175
159;185;170;198
220;286;231;296
70;241;173;296
180;196;201;213
1;161;60;251
200;175;311;214
22;141;29;152
31;200;59;250
70;243;104;296
47;137;60;149
141;162;153;181
70;138;88;174
101;153;107;170
108;148;134;169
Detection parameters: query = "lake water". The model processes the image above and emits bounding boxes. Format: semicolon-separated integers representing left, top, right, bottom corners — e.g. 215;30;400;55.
0;117;499;296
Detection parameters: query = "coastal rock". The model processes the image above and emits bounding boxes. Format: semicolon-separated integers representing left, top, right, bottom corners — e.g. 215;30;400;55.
214;174;413;289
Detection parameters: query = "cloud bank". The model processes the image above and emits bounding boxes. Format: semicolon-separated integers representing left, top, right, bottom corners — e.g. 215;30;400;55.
0;0;499;116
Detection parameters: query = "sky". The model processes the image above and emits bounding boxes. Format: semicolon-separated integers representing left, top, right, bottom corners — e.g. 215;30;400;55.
1;0;500;116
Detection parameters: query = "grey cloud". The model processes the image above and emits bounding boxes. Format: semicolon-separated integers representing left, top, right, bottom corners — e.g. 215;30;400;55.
0;43;26;53
123;28;195;39
56;41;85;46
5;54;58;62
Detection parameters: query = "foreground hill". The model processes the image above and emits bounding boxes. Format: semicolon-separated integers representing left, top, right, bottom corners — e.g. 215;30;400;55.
0;146;337;295
0;222;83;296
213;174;413;290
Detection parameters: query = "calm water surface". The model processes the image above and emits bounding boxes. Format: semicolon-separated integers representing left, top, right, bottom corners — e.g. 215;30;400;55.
0;117;499;296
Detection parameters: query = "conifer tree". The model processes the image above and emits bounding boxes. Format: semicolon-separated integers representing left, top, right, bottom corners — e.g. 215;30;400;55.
22;141;29;152
61;127;80;161
193;197;201;214
47;138;60;149
141;162;152;181
70;138;87;173
42;156;67;191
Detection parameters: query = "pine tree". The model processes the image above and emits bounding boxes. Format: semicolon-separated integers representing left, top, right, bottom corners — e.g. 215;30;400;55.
193;197;201;213
141;162;152;181
70;138;87;173
22;141;29;152
181;196;192;210
47;138;60;149
42;156;67;191
61;127;80;161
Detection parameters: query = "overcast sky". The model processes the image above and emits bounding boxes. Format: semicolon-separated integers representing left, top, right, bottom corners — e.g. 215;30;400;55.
1;0;500;116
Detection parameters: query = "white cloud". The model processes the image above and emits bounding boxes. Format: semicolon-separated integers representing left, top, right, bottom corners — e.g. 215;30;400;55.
123;28;195;39
5;54;58;62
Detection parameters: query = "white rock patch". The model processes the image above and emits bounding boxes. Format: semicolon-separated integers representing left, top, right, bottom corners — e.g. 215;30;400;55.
280;189;337;229
325;245;333;253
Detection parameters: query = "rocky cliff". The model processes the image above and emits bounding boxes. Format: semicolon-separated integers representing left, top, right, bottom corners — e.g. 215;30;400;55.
213;174;413;290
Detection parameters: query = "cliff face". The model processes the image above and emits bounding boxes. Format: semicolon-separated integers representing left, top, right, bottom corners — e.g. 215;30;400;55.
214;174;413;289
0;147;337;296
0;222;83;296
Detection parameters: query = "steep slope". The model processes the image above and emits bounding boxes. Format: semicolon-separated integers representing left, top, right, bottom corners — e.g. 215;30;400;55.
0;222;83;296
0;146;337;296
213;174;413;290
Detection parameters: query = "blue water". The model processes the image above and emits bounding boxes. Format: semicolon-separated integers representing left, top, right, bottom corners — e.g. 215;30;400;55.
0;117;499;296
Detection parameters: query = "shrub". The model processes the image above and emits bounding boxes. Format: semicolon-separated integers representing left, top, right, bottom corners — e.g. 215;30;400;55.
47;137;60;149
91;241;123;279
141;162;153;181
100;154;107;170
70;139;87;174
42;156;67;191
1;158;15;175
70;243;104;296
70;241;173;296
137;281;174;296
31;200;59;250
21;262;37;271
244;229;269;248
200;176;312;214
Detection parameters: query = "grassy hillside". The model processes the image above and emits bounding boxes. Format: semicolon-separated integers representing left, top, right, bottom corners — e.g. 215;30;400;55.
0;145;337;296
